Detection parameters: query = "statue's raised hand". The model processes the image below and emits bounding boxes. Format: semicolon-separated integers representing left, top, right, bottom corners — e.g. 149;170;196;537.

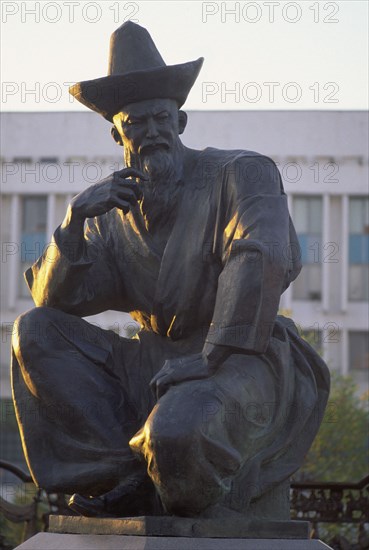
150;354;216;400
70;168;147;220
149;345;232;400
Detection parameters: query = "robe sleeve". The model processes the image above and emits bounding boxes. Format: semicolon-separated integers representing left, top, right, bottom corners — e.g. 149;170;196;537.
24;214;128;316
205;155;297;354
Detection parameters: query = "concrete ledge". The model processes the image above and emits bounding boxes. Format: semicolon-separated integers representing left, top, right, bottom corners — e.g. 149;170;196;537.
49;514;310;539
16;532;333;550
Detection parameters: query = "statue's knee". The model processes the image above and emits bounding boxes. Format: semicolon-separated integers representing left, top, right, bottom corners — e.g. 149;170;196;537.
146;405;199;465
12;306;59;352
143;408;220;515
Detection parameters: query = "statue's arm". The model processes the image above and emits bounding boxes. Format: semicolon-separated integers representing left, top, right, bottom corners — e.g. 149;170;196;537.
25;168;145;315
24;208;124;315
203;155;293;360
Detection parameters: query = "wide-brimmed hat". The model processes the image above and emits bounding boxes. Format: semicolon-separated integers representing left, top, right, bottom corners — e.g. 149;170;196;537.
69;22;204;122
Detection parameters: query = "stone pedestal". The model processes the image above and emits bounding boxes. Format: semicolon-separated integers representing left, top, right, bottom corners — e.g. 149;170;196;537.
49;514;311;538
15;532;333;549
14;515;333;549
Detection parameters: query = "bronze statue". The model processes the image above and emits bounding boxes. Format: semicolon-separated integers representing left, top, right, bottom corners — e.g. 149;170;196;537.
11;22;330;520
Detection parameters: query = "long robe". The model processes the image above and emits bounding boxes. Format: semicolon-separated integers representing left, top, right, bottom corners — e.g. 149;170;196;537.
12;147;330;516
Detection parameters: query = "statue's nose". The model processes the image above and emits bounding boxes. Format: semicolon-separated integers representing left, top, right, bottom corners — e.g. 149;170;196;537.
146;117;159;138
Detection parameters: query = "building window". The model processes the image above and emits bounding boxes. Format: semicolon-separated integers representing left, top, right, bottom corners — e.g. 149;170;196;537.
349;332;369;370
349;197;369;301
39;157;59;164
19;196;47;298
13;157;32;164
292;196;322;300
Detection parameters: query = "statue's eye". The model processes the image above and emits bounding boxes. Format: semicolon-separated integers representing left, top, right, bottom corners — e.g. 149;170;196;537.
126;119;140;126
156;113;169;122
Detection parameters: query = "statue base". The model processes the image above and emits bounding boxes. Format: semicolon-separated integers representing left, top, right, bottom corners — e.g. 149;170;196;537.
14;515;333;549
49;514;311;538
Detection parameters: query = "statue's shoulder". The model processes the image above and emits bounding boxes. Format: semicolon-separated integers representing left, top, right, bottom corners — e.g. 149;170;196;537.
200;146;264;162
199;146;278;171
197;147;282;194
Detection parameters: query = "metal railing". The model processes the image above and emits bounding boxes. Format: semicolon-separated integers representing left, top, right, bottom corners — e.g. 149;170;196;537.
0;460;69;549
1;459;368;549
0;460;40;546
291;476;369;548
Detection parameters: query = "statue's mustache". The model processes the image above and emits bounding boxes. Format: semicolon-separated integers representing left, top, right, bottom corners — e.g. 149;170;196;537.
139;141;170;155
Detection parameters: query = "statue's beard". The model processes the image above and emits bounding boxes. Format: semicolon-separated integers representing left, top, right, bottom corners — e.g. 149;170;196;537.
129;148;182;231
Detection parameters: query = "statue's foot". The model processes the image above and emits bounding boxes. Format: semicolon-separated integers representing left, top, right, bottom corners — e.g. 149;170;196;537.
68;473;161;518
68;493;108;517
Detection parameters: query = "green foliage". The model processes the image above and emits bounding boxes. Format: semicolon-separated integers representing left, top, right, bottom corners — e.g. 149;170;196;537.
297;372;369;482
278;309;369;483
0;511;25;549
293;370;369;545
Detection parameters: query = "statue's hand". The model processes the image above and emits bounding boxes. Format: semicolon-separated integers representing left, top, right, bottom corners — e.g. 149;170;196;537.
149;353;216;400
69;168;147;220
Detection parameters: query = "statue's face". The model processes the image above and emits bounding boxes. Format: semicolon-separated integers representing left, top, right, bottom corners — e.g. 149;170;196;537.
112;98;181;157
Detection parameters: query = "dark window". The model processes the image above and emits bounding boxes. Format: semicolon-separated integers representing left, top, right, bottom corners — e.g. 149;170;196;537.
13;157;32;164
349;332;369;370
19;196;47;298
349;197;369;301
39;157;59;164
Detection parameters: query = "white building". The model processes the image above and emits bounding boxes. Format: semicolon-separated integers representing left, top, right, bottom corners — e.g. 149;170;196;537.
1;110;368;469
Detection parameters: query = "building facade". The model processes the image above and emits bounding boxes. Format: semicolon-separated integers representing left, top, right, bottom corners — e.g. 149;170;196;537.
1;110;368;470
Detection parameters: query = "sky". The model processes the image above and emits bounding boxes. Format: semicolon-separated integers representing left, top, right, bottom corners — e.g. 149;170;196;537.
1;0;368;111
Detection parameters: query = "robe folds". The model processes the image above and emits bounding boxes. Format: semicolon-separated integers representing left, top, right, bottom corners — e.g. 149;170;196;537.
12;147;330;515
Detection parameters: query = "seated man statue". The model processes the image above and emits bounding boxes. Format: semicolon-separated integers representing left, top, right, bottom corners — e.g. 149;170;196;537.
11;22;330;519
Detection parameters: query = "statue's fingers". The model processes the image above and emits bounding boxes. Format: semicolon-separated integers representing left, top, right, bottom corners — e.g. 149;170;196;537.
116;167;147;179
149;379;157;396
149;371;165;390
116;186;140;205
114;170;145;200
116;168;148;186
150;364;172;387
172;354;201;368
118;180;143;201
149;375;158;389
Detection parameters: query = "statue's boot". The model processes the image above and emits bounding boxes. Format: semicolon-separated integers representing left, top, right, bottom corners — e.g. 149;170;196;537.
68;472;162;517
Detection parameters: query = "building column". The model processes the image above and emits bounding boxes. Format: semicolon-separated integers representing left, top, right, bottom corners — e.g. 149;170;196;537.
341;327;349;376
8;195;20;311
46;194;56;243
341;195;349;312
322;193;330;313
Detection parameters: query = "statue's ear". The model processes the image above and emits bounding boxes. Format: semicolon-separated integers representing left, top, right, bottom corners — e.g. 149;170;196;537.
111;126;123;146
178;110;187;135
